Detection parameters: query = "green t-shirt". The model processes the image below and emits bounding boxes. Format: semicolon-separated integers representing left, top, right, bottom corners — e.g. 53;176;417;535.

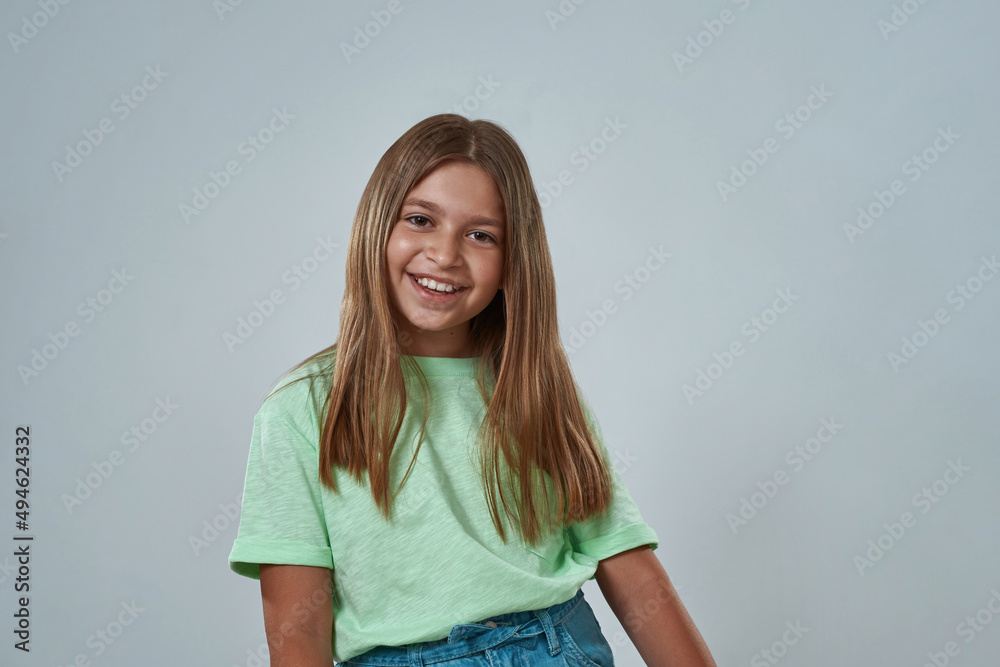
228;352;659;662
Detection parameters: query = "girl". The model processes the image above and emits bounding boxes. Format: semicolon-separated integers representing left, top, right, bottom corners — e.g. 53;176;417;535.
229;114;716;666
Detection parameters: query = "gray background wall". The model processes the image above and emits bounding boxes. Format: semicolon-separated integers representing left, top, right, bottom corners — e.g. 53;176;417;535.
2;1;998;665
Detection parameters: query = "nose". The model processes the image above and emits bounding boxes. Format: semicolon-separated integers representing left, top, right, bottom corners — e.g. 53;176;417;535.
425;230;461;266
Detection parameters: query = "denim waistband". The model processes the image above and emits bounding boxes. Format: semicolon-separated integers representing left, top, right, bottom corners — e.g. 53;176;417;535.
343;587;585;666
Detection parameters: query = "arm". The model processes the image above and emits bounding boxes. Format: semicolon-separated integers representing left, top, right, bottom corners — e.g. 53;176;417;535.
595;546;716;667
259;564;335;667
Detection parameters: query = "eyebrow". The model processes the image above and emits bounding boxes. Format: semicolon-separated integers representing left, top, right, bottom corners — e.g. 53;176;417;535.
402;198;504;231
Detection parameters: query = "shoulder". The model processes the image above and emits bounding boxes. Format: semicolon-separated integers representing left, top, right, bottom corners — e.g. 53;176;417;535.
257;348;337;434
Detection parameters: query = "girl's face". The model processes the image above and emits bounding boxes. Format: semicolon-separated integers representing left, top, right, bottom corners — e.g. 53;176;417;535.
385;160;506;358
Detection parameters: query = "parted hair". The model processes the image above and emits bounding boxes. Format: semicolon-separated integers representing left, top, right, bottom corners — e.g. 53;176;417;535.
269;113;613;547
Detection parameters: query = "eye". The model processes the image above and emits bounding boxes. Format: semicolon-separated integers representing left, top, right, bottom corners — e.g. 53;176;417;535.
470;231;497;245
405;215;430;227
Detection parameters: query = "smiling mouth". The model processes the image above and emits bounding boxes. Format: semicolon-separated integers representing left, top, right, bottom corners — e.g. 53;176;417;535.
408;273;467;294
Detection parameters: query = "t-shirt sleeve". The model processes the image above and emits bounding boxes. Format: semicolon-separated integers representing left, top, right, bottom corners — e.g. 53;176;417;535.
565;400;659;568
229;411;334;580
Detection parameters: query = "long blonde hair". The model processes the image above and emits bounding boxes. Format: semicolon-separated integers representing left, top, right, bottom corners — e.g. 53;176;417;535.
272;113;612;547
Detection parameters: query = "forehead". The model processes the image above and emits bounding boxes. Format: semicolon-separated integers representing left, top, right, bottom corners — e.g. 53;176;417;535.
403;162;505;228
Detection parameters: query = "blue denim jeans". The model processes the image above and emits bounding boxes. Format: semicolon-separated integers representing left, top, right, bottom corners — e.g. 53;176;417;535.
339;587;615;666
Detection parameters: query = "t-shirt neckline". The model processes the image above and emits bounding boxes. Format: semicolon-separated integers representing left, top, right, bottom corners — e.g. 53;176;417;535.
401;354;478;377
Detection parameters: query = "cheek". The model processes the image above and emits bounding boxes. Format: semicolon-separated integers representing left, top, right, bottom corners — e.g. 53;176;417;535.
385;236;412;272
482;254;504;286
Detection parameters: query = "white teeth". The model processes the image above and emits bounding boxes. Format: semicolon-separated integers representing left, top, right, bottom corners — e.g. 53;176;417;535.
414;275;457;293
